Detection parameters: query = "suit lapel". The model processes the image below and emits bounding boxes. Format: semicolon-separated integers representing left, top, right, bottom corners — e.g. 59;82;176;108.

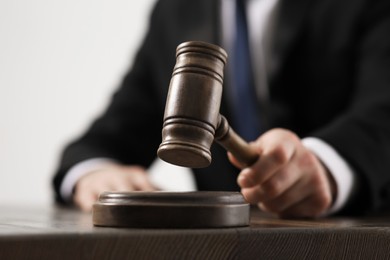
268;0;312;83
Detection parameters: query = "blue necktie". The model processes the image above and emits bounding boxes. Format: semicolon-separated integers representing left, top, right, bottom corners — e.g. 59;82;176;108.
232;0;261;142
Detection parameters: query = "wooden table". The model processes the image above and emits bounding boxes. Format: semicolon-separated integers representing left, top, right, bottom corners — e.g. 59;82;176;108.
1;205;390;259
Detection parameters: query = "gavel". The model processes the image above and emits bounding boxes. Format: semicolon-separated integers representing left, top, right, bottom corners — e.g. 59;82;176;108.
93;41;253;228
158;41;259;168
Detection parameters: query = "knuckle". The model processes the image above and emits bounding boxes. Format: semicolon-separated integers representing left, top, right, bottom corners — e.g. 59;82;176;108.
309;170;324;187
128;166;146;174
309;178;332;212
271;128;300;144
310;194;332;217
242;189;260;204
318;192;332;210
262;179;283;198
268;145;290;166
282;129;299;142
299;151;317;169
132;172;147;182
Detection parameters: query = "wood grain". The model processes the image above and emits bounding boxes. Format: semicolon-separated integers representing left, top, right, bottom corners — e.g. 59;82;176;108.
1;206;390;259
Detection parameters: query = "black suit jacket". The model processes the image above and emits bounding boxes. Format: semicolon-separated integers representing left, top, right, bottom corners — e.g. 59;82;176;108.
53;0;390;214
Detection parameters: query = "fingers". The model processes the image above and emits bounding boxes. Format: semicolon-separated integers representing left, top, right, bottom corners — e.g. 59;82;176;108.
73;165;157;212
279;192;333;218
125;166;156;191
227;141;258;169
238;130;298;188
74;187;98;212
227;152;245;169
236;128;335;218
241;164;302;204
262;171;333;218
74;176;102;212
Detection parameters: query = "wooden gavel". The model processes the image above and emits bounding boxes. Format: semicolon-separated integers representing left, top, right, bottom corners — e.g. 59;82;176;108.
157;41;259;168
93;41;253;229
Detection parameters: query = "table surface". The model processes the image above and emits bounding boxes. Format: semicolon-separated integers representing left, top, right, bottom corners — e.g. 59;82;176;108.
1;205;390;259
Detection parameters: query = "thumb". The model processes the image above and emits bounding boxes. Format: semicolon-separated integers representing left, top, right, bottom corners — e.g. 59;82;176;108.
227;152;246;169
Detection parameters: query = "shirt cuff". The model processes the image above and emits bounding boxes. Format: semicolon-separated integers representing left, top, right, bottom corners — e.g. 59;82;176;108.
302;137;355;215
59;158;118;203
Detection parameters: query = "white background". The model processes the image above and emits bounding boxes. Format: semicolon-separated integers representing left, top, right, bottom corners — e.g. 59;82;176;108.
0;0;195;206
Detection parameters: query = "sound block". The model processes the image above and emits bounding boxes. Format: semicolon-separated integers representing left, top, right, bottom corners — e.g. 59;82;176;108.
93;191;250;228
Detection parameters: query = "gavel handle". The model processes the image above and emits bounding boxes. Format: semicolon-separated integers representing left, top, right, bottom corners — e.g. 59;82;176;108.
215;115;259;167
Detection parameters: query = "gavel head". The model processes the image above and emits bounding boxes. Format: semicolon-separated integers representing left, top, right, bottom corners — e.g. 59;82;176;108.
157;41;227;168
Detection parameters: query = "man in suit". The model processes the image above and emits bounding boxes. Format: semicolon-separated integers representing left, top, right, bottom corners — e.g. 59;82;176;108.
53;0;390;217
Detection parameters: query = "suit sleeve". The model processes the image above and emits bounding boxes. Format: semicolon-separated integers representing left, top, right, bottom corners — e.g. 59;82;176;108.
313;1;390;214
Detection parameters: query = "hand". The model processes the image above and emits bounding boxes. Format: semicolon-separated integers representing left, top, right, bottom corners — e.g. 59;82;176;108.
229;128;337;218
73;164;157;212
